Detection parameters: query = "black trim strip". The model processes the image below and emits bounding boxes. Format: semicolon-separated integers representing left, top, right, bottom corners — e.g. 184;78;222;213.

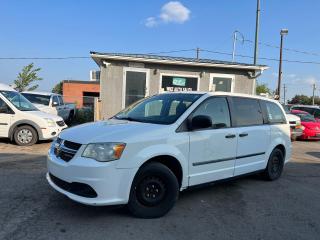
0;123;8;125
193;152;265;166
193;157;235;166
236;152;265;159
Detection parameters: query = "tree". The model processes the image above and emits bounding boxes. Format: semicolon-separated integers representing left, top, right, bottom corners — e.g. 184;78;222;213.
256;83;271;95
288;95;312;105
52;81;63;94
14;63;43;92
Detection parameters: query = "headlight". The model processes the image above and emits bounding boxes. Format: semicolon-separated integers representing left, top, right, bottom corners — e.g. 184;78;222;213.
45;118;56;127
82;143;126;162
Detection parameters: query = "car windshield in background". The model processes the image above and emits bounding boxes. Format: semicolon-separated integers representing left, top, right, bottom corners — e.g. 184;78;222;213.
0;91;38;111
296;113;316;122
282;105;291;114
22;93;51;106
114;93;203;124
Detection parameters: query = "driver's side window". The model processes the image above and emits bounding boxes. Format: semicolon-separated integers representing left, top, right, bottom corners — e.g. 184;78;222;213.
0;98;13;114
193;97;231;128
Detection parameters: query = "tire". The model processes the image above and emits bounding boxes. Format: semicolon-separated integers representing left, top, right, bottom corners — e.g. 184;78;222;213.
128;162;179;218
13;125;38;146
262;148;284;181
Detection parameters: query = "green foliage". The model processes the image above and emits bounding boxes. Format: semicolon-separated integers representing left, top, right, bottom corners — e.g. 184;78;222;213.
52;81;63;94
14;63;43;92
256;83;271;95
288;95;320;105
73;108;94;125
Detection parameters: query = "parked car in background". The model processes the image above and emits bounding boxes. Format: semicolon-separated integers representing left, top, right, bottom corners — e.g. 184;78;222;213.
0;84;67;146
291;109;320;140
291;105;320;122
22;91;76;123
282;105;303;141
47;92;291;218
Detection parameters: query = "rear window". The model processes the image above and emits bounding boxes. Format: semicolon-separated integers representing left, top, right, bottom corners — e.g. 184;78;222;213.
265;101;286;124
232;97;263;126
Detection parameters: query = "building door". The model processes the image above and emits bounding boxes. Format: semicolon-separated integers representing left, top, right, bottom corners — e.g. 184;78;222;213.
209;73;235;92
123;68;149;108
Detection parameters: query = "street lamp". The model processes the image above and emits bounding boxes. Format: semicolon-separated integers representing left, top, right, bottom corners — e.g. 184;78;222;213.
276;29;288;101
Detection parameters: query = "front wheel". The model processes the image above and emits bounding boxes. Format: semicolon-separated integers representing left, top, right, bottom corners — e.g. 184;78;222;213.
128;162;179;218
13;125;38;146
262;148;284;181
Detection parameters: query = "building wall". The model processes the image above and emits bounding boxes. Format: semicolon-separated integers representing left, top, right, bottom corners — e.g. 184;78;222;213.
100;61;257;118
63;81;100;108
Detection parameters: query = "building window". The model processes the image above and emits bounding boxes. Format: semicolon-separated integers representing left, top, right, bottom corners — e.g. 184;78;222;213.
161;75;198;92
209;74;235;92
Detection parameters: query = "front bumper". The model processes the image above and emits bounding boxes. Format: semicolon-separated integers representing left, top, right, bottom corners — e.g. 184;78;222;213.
41;125;68;140
47;147;137;206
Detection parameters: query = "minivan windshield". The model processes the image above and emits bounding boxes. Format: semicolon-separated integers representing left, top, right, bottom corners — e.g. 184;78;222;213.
295;113;316;122
0;91;38;111
114;93;203;124
22;93;51;106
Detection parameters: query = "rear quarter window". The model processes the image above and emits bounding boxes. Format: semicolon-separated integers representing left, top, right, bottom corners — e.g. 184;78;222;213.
264;101;286;124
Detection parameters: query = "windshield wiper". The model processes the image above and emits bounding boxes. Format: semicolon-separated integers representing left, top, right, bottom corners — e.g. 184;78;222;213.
114;116;144;122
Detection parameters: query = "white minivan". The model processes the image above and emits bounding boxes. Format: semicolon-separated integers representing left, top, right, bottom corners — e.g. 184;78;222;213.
0;84;67;146
47;92;291;218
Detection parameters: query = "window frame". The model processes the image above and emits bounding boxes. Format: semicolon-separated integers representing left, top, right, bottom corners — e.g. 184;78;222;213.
209;73;235;93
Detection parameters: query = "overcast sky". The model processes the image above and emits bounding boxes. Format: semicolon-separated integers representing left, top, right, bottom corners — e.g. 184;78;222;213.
1;0;319;100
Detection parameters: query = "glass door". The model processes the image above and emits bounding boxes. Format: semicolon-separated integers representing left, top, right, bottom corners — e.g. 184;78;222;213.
124;70;148;108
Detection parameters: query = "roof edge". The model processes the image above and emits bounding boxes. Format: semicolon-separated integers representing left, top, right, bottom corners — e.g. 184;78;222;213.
90;52;269;71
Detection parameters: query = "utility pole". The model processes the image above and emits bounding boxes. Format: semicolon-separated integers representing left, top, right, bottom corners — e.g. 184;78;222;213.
283;84;286;104
312;83;316;105
276;29;288;101
196;47;200;59
253;0;260;65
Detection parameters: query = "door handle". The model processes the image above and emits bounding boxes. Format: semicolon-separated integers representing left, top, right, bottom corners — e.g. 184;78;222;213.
225;134;236;139
239;133;248;137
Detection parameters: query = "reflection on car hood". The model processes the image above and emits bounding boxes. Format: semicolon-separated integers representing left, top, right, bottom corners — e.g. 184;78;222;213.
59;119;170;144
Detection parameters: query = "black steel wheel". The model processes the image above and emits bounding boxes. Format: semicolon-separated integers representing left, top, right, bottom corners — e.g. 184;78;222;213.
263;148;284;181
128;162;179;218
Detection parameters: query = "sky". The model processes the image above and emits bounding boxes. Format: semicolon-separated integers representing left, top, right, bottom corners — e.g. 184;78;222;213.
1;0;320;101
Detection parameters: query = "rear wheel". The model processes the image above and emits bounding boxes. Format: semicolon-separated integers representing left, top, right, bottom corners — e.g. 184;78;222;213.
128;162;179;218
13;125;38;146
262;148;284;181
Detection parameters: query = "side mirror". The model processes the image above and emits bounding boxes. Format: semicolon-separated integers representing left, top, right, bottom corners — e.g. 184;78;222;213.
190;115;212;130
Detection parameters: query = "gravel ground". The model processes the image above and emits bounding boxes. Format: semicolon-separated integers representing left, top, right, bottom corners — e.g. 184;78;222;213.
0;139;319;240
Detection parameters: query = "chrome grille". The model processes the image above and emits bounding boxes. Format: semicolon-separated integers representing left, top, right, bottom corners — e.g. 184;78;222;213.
54;138;81;162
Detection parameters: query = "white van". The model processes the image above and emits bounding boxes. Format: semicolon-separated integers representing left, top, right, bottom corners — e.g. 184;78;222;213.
47;92;291;218
0;84;67;146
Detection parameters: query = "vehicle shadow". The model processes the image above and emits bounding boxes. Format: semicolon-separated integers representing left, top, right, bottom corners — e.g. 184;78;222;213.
306;151;320;159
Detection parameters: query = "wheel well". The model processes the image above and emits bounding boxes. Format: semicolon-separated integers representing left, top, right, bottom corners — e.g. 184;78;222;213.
11;124;39;140
275;144;286;159
142;155;183;187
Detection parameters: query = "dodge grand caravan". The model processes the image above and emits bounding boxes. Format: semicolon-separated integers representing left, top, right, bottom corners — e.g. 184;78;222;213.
0;83;67;146
47;92;291;218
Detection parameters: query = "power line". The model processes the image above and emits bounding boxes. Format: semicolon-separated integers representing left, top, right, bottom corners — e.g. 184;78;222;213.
244;39;320;57
0;56;90;60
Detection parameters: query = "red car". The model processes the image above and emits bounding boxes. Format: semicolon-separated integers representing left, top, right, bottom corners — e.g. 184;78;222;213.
291;110;320;140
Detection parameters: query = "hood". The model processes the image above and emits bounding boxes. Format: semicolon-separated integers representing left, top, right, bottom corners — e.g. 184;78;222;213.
59;119;170;144
302;121;320;130
26;110;63;121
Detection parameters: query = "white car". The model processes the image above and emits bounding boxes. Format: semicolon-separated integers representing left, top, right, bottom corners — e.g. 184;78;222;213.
47;92;291;218
22;91;76;122
0;84;67;146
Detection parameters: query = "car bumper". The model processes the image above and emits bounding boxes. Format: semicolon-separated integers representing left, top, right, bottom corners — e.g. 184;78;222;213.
291;128;303;139
47;148;137;206
40;125;67;140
